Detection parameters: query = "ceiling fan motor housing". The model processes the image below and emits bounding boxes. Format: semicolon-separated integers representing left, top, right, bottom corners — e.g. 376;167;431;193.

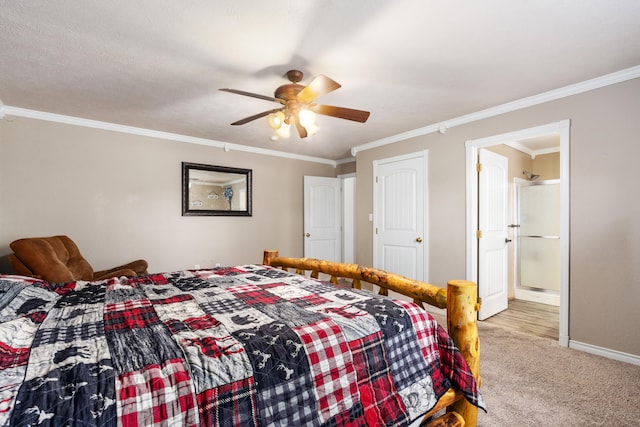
275;82;306;124
274;84;305;102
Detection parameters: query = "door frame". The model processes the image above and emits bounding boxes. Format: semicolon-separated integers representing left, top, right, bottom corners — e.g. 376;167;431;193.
465;120;570;347
338;173;356;264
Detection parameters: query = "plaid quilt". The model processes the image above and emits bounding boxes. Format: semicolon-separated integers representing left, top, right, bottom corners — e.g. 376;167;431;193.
0;265;485;426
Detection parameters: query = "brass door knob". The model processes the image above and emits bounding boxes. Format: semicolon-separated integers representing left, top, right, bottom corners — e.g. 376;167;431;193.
305;233;311;237
416;237;423;243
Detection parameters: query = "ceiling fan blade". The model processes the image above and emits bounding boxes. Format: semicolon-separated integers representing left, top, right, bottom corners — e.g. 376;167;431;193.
230;108;283;125
296;75;341;103
311;104;370;123
219;88;285;105
293;116;308;138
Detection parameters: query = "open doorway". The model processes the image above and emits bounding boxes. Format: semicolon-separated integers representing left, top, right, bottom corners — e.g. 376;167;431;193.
465;120;570;347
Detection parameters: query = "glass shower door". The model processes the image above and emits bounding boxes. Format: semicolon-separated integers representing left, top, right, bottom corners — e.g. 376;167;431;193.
517;181;561;292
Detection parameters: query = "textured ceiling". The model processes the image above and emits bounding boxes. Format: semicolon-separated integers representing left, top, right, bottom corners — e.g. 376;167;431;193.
1;1;639;160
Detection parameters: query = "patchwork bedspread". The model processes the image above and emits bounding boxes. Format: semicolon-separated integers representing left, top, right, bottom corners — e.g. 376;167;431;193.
0;264;484;426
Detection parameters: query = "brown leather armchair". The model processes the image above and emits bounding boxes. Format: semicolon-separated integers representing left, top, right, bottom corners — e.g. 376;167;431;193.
8;235;148;283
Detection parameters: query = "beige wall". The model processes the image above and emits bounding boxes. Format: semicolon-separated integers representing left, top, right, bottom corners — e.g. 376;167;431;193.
0;117;335;272
2;78;638;358
533;152;560;180
356;77;640;357
336;161;356;176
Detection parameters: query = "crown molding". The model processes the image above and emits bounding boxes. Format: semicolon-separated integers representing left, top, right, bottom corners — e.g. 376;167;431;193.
503;140;561;158
351;65;640;156
335;156;356;165
351;124;441;157
2;106;338;167
4;66;638;164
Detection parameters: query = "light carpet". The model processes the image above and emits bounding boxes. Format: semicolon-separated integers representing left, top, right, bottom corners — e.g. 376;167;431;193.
471;320;640;426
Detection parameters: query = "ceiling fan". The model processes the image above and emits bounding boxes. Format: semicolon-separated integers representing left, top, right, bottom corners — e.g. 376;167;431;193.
219;70;370;139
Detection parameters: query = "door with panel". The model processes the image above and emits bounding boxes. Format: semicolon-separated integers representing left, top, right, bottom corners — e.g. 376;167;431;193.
373;152;427;282
303;176;342;262
477;149;509;320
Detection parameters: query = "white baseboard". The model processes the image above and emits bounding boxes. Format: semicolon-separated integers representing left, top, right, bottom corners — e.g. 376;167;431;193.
569;340;640;366
515;288;560;306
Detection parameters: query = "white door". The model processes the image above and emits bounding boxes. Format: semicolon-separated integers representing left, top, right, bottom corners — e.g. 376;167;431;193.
373;152;427;282
478;149;509;320
303;176;342;262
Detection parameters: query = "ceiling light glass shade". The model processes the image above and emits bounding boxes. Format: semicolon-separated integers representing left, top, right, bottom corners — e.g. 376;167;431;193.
267;111;285;129
298;109;316;128
276;122;291;138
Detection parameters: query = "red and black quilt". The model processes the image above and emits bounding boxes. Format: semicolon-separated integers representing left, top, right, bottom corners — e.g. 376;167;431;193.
0;264;485;426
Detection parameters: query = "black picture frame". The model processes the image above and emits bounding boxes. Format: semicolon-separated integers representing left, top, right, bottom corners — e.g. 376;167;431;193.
182;162;252;216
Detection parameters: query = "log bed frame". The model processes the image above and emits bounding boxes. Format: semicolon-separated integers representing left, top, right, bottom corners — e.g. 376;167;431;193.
263;250;481;427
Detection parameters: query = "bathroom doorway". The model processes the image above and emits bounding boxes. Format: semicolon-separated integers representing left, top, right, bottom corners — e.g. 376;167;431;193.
466;120;570;347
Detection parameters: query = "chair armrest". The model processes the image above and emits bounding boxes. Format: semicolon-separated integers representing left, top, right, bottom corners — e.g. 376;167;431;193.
94;268;138;281
94;259;148;279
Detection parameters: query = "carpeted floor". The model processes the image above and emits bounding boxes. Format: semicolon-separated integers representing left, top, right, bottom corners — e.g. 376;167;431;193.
472;321;640;426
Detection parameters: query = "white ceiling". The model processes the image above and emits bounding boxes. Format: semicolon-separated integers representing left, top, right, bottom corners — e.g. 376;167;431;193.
1;1;639;161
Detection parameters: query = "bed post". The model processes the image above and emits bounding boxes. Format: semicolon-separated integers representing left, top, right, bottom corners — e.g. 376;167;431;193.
263;250;278;266
446;280;480;426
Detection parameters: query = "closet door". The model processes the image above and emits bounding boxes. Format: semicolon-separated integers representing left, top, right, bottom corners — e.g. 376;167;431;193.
304;176;342;262
373;151;427;283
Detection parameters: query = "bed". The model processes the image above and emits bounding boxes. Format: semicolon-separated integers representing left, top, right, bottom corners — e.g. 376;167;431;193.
0;250;484;427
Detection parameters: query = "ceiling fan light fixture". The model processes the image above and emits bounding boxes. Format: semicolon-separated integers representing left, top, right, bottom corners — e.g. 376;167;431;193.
276;122;291;138
298;109;316;128
267;111;285;129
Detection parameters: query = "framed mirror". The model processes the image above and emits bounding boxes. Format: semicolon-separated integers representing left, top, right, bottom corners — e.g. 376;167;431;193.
182;162;252;216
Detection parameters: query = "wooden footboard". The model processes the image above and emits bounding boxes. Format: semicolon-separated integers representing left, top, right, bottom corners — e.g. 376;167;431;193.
263;250;480;427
